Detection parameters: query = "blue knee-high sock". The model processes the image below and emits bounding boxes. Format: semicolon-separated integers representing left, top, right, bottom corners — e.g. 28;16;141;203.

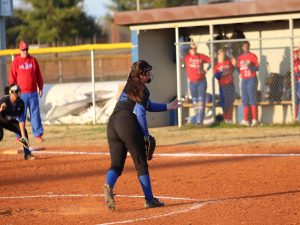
106;170;118;188
138;175;153;201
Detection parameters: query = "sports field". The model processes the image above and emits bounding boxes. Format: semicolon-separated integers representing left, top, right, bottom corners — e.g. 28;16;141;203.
1;125;300;225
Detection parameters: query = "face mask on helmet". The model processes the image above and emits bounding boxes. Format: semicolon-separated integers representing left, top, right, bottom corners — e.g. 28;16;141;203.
143;66;153;83
9;85;21;97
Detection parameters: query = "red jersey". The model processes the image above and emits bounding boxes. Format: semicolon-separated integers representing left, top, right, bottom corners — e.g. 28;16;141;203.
184;53;211;82
214;60;234;86
9;54;43;94
294;49;300;61
237;52;259;79
294;58;300;81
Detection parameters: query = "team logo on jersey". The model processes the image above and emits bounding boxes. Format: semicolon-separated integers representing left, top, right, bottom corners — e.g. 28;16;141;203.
19;62;33;70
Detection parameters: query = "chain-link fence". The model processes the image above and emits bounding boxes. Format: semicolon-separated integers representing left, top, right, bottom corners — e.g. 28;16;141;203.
1;46;131;84
179;36;299;125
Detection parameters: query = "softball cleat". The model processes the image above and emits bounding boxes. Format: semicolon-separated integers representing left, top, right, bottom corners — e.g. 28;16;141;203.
144;197;165;209
103;184;115;210
24;154;35;160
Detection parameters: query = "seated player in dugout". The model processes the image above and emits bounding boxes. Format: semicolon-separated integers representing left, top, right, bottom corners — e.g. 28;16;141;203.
103;60;182;210
0;84;35;160
237;41;259;127
184;43;211;125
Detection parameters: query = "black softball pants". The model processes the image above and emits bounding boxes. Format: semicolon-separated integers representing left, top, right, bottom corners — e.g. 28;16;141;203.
107;111;148;177
0;120;30;156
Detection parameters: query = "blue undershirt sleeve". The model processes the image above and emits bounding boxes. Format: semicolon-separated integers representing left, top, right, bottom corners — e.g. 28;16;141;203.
134;103;149;137
147;100;167;112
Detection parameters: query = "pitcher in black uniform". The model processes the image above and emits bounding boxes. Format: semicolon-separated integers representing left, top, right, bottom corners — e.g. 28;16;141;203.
104;60;181;210
0;84;35;160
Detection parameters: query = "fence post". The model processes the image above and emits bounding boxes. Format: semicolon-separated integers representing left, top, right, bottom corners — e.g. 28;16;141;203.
175;26;182;127
0;17;7;97
58;60;63;83
289;18;295;123
91;49;96;125
209;24;216;121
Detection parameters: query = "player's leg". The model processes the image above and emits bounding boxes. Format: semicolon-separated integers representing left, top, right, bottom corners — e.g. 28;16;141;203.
104;115;128;210
227;83;235;122
223;83;235;122
241;79;250;125
197;79;207;124
189;81;199;123
28;92;44;139
219;85;227;119
248;76;258;126
295;81;300;120
2;120;33;159
116;113;164;208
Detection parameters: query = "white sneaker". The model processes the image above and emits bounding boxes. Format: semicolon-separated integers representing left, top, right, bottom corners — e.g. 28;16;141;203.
225;120;233;124
251;119;258;127
240;120;250;126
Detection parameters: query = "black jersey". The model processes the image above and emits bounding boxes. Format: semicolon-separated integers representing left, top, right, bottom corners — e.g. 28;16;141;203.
0;96;24;122
113;85;150;113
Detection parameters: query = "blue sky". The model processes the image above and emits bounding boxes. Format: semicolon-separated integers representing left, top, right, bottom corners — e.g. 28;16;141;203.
13;0;111;19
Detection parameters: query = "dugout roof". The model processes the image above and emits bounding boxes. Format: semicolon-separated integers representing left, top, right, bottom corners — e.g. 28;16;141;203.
114;0;300;26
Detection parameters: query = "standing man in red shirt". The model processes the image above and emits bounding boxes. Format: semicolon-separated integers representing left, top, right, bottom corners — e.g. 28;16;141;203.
9;40;44;142
237;41;259;127
184;43;211;124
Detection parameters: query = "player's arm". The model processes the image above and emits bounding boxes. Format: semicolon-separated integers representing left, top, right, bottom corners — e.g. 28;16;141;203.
134;103;150;137
34;58;44;97
147;99;182;112
9;60;17;84
214;65;223;80
202;54;211;72
16;100;27;139
248;55;259;72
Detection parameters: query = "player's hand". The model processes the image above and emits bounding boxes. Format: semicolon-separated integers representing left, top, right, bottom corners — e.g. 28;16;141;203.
0;103;7;112
38;89;43;97
167;99;182;110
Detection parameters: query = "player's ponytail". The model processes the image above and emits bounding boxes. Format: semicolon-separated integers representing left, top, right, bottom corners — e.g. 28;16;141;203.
124;60;152;103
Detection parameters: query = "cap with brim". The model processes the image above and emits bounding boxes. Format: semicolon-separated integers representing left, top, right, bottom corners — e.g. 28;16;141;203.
19;41;28;50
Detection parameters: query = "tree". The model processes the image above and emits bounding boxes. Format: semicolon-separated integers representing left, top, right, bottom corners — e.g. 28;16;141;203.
5;0;104;47
107;0;198;12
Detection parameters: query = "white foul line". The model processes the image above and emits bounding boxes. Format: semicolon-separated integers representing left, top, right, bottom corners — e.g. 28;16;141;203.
32;150;300;157
0;193;203;225
96;202;206;225
0;193;198;202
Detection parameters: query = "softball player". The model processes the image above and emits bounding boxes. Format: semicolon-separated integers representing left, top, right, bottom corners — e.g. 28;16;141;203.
294;50;300;120
237;41;259;126
104;60;181;210
184;43;211;124
214;49;236;123
0;84;35;160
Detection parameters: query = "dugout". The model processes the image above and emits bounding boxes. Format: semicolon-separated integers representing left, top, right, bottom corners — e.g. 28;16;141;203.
114;0;300;127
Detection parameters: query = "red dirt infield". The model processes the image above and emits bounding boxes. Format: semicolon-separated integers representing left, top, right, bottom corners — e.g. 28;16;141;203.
1;144;300;225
